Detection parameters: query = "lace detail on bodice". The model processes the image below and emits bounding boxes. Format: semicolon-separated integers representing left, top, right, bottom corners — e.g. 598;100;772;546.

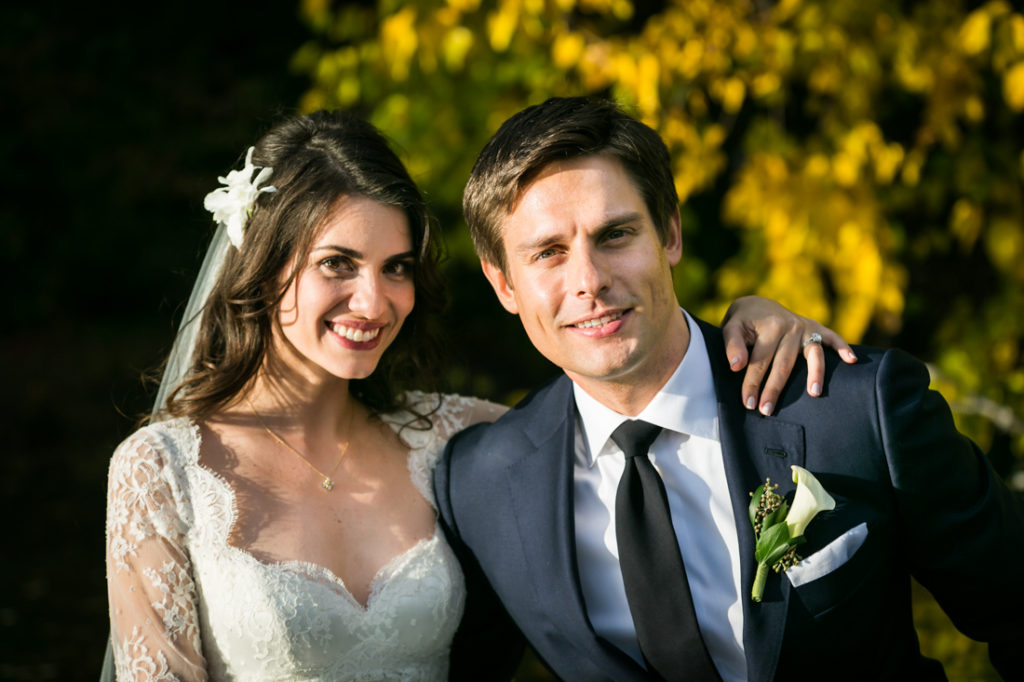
106;393;505;681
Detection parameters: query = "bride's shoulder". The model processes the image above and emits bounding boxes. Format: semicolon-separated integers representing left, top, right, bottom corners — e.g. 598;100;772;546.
400;391;508;436
110;417;197;476
394;392;508;504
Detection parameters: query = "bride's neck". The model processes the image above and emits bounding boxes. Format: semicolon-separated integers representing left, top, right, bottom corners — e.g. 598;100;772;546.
241;359;357;439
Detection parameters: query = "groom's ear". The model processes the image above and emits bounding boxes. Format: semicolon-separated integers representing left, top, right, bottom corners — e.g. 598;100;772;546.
480;258;519;315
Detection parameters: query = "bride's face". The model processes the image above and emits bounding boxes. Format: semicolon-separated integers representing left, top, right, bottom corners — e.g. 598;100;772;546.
273;195;416;382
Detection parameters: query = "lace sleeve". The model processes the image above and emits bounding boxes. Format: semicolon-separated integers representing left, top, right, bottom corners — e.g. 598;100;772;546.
106;428;207;681
399;392;508;507
420;393;508;443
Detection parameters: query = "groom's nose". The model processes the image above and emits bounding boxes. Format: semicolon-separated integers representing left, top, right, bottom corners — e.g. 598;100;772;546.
569;245;610;299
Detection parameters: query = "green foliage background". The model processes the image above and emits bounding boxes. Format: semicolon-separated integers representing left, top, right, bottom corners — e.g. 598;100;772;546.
293;0;1024;460
290;0;1022;677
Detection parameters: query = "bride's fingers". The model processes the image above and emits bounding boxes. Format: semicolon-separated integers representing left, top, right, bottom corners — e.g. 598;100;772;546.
756;326;802;415
804;340;826;397
802;323;857;398
741;320;789;411
723;302;858;411
723;331;751;373
818;326;858;364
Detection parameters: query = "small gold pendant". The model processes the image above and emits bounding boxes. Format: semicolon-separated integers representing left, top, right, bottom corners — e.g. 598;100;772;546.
322;478;335;491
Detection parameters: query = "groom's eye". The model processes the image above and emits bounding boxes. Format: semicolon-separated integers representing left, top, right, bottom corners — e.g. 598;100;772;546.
601;227;631;244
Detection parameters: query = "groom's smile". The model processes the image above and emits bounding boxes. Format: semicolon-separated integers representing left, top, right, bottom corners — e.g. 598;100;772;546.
567;309;628;335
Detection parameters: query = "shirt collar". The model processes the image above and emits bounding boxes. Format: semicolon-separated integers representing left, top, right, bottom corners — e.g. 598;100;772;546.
572;310;720;467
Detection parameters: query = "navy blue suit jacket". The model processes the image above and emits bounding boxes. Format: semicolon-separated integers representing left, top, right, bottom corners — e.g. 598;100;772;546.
434;320;1024;680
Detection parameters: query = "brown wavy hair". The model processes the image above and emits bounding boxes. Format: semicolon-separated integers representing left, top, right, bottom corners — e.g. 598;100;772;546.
159;110;447;424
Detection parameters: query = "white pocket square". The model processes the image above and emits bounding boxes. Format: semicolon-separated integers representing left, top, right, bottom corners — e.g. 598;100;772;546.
785;522;868;588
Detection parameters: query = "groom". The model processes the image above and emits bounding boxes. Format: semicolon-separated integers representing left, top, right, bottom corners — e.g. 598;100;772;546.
434;96;1024;680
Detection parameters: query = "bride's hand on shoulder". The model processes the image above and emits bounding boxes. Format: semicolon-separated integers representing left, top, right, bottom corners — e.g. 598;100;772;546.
721;295;857;416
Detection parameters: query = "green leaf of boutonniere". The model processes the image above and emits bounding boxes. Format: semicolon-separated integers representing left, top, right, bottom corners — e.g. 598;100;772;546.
748;483;765;527
754;522;791;564
749;466;835;602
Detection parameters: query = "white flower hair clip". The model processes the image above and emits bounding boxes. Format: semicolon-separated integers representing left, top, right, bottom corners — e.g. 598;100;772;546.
203;146;277;248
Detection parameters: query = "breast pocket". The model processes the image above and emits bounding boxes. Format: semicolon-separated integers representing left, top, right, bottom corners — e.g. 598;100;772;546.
787;521;880;618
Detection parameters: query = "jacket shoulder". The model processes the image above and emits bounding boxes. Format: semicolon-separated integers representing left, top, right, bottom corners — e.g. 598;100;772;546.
447;374;571;459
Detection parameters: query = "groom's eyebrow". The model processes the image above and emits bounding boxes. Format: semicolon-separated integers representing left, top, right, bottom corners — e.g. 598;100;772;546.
596;212;643;232
516;212;645;254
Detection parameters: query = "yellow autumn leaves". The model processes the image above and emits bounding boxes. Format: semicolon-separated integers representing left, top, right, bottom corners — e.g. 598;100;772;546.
294;0;1024;463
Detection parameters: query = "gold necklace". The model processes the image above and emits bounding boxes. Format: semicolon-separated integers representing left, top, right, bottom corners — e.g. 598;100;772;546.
245;396;350;491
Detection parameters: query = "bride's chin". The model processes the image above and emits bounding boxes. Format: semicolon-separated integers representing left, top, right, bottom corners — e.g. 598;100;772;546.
336;367;376;381
330;356;385;382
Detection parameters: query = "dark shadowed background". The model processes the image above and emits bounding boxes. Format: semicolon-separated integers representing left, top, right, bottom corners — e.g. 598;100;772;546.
4;4;315;677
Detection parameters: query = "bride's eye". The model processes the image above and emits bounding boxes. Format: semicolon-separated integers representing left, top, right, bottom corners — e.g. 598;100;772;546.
383;259;414;279
319;256;356;276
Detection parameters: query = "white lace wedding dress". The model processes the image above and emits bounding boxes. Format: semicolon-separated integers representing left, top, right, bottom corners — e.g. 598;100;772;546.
106;392;503;681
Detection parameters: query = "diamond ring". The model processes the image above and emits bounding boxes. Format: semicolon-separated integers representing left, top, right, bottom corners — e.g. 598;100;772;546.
802;332;823;349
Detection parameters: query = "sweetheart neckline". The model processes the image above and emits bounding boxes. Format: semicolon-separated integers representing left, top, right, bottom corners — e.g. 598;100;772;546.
179;417;441;611
222;525;441;611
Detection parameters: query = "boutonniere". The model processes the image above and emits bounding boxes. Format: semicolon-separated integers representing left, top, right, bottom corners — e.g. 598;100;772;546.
749;465;836;602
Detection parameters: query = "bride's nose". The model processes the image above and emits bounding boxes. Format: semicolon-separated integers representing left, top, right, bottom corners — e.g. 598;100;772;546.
348;272;386;319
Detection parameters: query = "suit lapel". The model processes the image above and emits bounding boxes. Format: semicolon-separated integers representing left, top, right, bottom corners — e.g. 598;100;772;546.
698;319;805;681
506;377;587;624
505;375;647;676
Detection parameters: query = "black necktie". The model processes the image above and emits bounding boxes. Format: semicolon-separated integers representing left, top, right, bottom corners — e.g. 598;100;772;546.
612;419;721;681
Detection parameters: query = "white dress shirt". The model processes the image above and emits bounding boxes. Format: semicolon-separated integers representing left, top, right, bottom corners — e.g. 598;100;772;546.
572;311;746;682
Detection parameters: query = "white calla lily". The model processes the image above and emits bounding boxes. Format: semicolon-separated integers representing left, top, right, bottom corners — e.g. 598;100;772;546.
786;465;836;538
203;146;276;248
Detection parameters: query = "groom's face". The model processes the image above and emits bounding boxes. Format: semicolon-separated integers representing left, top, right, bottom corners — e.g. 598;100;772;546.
481;154;684;390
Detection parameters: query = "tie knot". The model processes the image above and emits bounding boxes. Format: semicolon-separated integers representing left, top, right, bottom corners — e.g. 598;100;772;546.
610;419;663;460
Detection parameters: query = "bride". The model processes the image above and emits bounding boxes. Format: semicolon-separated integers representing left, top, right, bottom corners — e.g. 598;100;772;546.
105;110;848;680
